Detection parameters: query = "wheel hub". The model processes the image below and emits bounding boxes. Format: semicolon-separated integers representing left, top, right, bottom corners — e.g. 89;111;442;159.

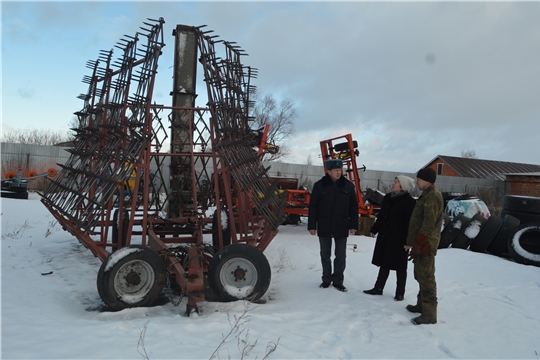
125;271;141;286
232;266;246;281
114;260;155;296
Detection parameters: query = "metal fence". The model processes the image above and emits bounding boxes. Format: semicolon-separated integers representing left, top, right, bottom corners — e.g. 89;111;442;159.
261;160;505;197
1;143;70;171
1;142;504;196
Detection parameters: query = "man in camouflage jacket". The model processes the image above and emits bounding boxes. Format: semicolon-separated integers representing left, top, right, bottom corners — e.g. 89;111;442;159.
404;167;443;325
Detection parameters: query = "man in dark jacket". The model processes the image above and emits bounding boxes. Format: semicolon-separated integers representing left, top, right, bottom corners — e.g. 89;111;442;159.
404;167;444;325
308;159;359;292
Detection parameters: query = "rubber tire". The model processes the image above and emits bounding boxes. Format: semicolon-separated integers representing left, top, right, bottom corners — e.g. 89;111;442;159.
500;209;540;225
470;215;503;253
97;245;166;311
437;215;452;249
507;222;540;267
442;214;452;231
487;215;520;257
6;185;29;193
112;209;129;251
282;213;301;225
1;191;29;200
212;207;231;251
452;214;487;249
365;189;384;206
502;195;540;214
208;243;271;302
439;215;469;249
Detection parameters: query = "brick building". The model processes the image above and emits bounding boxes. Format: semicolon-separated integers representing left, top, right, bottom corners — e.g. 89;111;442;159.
421;155;540;197
504;173;540;197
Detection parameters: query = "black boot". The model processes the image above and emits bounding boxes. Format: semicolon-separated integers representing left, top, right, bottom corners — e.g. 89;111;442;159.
363;287;383;295
364;267;388;295
333;283;348;292
395;269;406;301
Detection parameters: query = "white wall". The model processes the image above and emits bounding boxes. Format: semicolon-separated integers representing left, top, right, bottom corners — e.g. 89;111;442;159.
1;142;504;196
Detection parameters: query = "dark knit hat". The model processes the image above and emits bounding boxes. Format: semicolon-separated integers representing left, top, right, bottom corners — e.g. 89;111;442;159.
417;168;436;183
325;159;343;171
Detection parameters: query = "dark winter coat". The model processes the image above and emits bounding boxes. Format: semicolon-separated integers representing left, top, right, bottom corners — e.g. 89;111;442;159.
308;174;359;238
406;184;444;255
370;192;416;270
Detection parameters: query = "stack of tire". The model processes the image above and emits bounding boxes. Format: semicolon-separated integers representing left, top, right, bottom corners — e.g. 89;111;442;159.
365;188;385;206
439;195;540;267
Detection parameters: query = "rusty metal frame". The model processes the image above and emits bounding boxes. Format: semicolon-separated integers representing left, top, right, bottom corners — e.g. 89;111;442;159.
40;18;286;313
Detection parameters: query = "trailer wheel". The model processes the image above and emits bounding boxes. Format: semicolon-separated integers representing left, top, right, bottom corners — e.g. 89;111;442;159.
97;245;166;311
208;244;271;302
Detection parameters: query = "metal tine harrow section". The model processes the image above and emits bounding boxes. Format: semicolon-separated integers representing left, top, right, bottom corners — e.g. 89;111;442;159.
196;27;286;229
41;18;166;234
216;141;286;230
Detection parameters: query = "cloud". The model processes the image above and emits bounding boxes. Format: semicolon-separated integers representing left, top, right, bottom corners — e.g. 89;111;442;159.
17;87;35;99
2;1;539;172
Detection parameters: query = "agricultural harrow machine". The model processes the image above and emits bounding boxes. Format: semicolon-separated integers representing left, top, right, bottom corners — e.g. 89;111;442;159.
40;18;288;314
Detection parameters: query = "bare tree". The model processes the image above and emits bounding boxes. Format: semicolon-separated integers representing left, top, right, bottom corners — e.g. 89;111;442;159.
461;149;478;159
251;93;296;161
68;116;80;130
1;127;72;145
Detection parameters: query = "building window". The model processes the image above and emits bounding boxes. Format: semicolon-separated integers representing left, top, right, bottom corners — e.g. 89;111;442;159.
437;163;443;175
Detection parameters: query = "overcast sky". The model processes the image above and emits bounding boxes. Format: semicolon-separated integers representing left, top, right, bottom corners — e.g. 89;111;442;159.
2;1;540;172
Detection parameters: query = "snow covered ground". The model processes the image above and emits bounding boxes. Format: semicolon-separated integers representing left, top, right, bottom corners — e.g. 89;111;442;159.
2;193;540;359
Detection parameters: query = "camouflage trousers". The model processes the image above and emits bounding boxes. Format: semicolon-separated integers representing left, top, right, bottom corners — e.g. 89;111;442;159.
413;255;438;305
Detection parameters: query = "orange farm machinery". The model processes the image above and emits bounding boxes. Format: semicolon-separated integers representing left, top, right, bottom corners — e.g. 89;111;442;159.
282;134;374;226
40;19;286;315
2;168;58;199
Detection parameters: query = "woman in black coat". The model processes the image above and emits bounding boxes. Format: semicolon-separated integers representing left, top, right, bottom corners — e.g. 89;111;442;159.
364;175;416;301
